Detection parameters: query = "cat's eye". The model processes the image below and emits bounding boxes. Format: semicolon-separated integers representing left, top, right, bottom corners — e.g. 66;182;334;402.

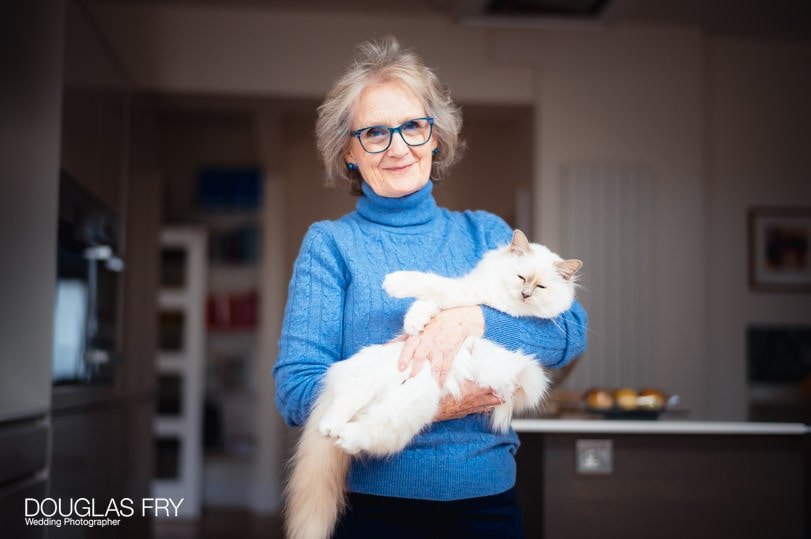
536;284;546;289
517;275;525;282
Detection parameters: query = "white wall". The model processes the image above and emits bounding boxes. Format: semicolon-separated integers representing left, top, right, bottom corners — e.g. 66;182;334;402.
706;38;811;419
494;26;711;416
86;3;811;424
87;3;533;103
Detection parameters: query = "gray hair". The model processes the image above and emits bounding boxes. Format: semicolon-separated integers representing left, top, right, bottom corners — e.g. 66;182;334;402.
316;37;464;195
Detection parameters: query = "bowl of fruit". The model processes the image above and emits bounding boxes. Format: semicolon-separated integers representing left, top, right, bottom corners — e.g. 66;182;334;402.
583;387;674;419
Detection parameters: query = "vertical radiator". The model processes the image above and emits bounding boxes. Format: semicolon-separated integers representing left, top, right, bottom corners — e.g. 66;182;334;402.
560;163;656;390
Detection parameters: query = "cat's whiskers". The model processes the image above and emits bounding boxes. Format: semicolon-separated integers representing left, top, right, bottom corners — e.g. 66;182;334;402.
549;316;565;335
552;315;597;338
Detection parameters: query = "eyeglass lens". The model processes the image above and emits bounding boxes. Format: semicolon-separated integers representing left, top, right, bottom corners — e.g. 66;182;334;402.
358;118;432;153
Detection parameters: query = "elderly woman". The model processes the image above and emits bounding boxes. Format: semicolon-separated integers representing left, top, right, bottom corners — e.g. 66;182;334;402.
273;38;587;538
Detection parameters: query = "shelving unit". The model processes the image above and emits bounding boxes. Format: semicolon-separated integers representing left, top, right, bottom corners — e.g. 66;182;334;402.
154;106;278;509
201;217;261;507
154;227;207;519
155;218;262;508
190;168;264;507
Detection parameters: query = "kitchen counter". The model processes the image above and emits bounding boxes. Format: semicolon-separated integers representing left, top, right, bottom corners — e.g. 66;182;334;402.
512;418;810;435
513;417;809;539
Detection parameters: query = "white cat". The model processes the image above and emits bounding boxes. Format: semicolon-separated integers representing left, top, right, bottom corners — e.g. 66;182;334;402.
283;230;582;539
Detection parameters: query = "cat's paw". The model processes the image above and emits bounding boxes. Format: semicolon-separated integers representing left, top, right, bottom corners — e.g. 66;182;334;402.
333;423;369;456
318;415;345;439
382;271;422;299
403;299;440;336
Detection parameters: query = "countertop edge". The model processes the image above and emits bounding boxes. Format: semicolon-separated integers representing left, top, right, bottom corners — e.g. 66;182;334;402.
511;418;810;435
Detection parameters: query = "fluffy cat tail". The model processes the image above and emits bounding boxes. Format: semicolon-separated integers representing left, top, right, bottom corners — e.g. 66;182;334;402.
284;401;350;539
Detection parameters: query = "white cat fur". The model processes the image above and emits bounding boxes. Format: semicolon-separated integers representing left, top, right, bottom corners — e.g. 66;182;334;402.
283;230;581;539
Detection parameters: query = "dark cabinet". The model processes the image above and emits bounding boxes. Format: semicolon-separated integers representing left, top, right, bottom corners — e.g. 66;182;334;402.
516;432;807;539
50;408;123;538
0;474;47;539
49;398;154;539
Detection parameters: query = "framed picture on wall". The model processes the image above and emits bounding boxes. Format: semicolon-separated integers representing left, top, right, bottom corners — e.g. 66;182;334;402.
748;207;811;292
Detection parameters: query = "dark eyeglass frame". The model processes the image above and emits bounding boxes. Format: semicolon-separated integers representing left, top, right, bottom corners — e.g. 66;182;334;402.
350;116;435;154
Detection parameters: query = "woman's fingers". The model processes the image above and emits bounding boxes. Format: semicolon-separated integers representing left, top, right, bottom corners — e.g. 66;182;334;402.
387;333;408;345
429;348;444;383
397;335;445;380
397;335;419;372
434;382;507;421
438;349;457;387
467;387;504;416
410;352;427;378
470;389;503;408
398;307;485;383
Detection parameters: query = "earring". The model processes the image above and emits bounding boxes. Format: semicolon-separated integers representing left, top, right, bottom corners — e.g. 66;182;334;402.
432;147;440;156
346;162;358;171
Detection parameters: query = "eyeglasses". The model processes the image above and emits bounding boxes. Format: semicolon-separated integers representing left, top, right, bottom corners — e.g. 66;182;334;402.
350;116;434;154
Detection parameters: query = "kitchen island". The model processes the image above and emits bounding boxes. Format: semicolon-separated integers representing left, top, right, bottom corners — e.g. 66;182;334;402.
512;418;809;539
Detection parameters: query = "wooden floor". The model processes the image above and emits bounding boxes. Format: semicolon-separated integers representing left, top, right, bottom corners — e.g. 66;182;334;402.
153;509;284;539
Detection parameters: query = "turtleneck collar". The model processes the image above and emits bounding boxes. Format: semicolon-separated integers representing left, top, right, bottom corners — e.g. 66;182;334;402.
355;181;439;228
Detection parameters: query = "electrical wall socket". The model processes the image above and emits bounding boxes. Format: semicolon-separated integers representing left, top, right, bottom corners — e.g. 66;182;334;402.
576;439;613;475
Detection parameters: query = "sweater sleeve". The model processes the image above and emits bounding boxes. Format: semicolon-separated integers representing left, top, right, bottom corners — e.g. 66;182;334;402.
475;212;589;368
273;223;347;427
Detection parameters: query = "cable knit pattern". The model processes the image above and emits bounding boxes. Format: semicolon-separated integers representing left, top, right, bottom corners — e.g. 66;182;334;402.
274;180;588;500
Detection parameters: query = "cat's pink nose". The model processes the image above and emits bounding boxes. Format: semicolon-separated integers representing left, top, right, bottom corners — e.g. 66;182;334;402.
521;291;531;299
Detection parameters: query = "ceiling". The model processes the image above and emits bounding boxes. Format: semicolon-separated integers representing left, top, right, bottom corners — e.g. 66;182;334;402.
89;0;811;39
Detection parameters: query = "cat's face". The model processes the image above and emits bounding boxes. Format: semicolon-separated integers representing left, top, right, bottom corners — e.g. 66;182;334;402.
496;230;582;317
511;249;573;301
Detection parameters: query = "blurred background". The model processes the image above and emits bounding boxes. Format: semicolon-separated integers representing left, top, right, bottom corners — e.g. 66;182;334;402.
1;0;810;537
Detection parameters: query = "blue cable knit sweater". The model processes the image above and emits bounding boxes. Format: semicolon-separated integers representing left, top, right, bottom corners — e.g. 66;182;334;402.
273;180;587;500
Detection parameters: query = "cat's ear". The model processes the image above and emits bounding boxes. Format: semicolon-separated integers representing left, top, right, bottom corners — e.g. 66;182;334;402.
555;259;583;281
510;229;530;256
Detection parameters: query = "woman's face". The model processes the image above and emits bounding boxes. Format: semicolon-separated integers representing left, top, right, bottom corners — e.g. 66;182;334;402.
345;79;437;198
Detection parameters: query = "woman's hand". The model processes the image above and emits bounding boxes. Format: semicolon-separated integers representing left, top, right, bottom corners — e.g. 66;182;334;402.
434;381;504;421
397;305;485;387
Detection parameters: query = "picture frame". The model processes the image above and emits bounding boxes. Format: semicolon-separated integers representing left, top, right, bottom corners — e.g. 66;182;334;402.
748;207;811;292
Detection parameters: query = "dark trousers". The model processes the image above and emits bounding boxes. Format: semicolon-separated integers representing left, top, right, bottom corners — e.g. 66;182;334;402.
332;487;525;539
